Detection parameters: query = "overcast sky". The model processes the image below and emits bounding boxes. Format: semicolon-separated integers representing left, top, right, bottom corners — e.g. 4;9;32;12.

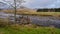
0;0;60;9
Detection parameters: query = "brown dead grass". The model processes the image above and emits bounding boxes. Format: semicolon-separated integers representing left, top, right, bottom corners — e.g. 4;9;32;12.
1;9;60;17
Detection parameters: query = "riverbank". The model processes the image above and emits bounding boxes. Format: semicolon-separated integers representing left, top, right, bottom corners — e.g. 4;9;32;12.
0;25;60;34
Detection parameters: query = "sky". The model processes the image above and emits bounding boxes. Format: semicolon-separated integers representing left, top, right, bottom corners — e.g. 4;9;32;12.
0;0;60;9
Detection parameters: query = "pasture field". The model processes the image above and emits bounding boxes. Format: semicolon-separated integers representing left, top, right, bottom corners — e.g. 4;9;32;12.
2;10;60;16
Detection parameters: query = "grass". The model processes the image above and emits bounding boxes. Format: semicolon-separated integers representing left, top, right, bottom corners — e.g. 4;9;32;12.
36;12;60;16
0;25;60;34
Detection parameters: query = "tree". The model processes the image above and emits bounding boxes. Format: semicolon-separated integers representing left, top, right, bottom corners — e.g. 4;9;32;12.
3;0;25;23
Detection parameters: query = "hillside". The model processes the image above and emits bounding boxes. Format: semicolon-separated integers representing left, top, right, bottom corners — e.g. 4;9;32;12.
1;8;36;14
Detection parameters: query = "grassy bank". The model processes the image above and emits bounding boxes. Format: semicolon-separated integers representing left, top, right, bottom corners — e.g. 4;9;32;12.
0;25;60;34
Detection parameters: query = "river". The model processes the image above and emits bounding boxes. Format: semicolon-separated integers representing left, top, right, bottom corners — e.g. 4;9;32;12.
0;12;60;28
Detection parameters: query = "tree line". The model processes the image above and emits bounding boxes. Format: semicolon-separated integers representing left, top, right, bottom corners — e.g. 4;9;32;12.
37;8;60;12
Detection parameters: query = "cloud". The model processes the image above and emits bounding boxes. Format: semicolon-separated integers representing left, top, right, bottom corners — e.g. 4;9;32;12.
0;0;60;9
23;0;60;8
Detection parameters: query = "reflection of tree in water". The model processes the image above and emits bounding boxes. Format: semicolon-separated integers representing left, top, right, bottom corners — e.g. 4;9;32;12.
16;16;31;25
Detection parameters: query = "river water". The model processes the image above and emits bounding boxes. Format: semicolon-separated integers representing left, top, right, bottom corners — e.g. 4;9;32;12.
0;12;60;28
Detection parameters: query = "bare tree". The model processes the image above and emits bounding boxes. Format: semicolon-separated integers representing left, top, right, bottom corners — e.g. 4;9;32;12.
3;0;25;23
